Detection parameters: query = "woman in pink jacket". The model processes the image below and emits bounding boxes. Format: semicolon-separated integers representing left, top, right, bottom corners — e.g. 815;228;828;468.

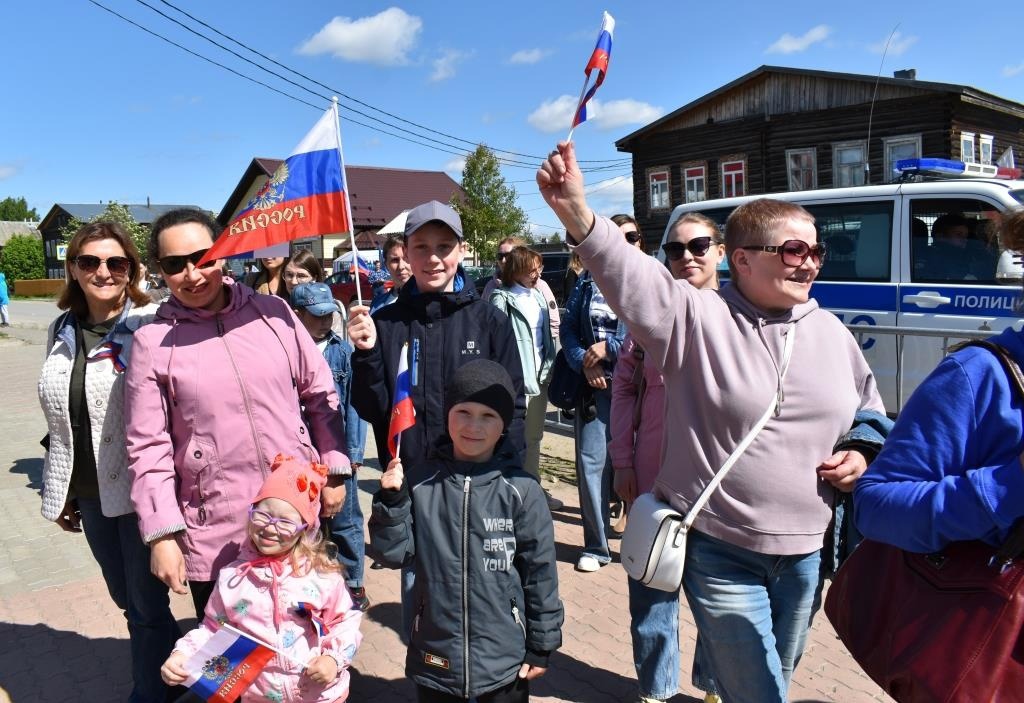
609;214;725;703
126;208;350;618
161;455;361;702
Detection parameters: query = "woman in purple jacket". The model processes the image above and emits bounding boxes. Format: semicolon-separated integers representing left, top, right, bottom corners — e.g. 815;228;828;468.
125;208;350;617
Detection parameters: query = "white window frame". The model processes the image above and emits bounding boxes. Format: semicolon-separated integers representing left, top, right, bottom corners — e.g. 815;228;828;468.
979;134;994;165
832;140;867;187
683;165;706;203
785;148;817;191
649;169;670;210
720;159;746;198
883;134;922;181
961;132;976;163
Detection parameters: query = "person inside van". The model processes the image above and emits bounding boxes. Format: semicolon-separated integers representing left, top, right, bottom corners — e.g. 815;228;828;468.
925;212;998;281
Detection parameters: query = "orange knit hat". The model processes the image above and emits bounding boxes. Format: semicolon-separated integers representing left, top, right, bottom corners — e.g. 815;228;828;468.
251;454;329;526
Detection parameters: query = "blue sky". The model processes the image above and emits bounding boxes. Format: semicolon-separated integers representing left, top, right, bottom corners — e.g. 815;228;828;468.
3;1;1023;238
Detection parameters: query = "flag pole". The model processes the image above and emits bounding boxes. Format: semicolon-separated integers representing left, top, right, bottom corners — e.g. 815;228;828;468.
333;96;363;307
565;74;591;144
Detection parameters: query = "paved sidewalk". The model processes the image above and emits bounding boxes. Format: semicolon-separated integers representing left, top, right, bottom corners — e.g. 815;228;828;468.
0;324;888;702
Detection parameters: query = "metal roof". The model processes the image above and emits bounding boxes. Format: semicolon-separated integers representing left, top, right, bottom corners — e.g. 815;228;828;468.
38;203;201;232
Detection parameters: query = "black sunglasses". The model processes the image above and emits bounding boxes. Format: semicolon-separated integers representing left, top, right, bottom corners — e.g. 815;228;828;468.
741;240;827;267
661;236;716;261
157;248;217;275
624;231;643;244
72;255;132;277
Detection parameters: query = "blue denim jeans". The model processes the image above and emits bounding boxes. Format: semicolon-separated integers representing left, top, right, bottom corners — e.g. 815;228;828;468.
328;471;364;588
77;498;181;703
574;386;612;563
682;530;822;703
627;578;718;700
345;404;367;465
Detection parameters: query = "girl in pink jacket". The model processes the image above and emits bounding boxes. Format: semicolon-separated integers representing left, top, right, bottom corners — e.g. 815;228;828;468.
161;455;362;702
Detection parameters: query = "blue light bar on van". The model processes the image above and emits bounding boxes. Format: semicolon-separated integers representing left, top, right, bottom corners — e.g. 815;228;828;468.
895;158;1021;180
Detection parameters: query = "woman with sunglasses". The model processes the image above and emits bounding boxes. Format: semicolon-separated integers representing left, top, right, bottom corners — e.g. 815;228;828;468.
38;221;180;703
610;213;724;703
538;143;888;703
124;208;350;619
560;214;640;573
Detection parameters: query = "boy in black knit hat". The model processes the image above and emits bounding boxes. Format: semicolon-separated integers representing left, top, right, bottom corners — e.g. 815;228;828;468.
369;360;563;703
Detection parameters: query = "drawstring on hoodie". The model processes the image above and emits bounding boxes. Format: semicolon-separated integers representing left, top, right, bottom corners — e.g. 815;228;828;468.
756;319;789;417
260;312;299;389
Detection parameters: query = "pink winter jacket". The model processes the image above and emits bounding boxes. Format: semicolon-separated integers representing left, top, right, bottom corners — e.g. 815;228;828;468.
609;334;665;494
125;281;350;580
174;545;362;703
575;216;884;555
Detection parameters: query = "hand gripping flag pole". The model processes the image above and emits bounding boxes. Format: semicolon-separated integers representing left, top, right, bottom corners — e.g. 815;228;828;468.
566;11;615;143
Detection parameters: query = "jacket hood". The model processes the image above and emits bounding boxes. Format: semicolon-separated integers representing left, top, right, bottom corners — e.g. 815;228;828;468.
991;327;1024;366
397;266;476;306
156;277;251;322
720;281;819;324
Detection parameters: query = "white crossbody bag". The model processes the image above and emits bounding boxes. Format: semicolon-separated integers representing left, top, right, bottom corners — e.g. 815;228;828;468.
620;326;796;592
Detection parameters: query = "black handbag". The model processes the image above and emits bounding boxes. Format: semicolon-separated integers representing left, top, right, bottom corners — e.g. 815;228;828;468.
548;349;587;411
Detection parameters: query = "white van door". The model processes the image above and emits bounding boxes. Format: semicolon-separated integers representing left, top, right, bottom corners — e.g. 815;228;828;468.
896;195;1021;409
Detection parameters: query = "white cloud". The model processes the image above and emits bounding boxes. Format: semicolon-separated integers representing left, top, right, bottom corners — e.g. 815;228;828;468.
0;164;17;180
587;175;634;216
869;31;918;56
508;48;551;65
444;157;466;175
1003;61;1024;77
766;25;832;54
298;7;422;66
527;95;663;133
430;48;471;82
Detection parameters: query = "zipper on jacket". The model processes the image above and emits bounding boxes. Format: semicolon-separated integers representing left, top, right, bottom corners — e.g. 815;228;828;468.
196;469;207;525
462;475;471;698
216;314;268;473
511;598;526;640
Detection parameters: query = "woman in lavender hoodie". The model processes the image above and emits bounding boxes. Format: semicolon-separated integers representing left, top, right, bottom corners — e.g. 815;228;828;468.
539;143;886;703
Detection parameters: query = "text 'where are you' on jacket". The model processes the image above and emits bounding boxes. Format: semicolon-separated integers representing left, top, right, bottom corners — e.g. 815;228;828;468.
125;279;349;581
350;267;527;481
369;438;563;699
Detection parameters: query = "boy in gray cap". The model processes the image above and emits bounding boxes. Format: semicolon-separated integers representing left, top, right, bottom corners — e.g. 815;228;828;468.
370;360;563;703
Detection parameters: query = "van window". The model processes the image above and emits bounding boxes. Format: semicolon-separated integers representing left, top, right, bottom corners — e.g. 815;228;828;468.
909;198;1008;284
804;201;893;282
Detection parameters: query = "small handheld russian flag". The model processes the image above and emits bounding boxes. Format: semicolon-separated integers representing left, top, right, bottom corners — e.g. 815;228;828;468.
180;625;277;702
387;342;417;460
569;11;615;137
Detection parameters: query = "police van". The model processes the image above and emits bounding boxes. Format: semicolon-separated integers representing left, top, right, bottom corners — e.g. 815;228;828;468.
658;158;1024;413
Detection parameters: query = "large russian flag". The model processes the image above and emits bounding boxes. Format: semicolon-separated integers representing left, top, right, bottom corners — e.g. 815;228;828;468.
387;342;417;460
199;104;351;265
181;625;277;703
572;11;615;129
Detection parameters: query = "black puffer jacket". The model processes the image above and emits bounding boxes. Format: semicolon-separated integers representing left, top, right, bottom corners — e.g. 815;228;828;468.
350;269;527;480
369;440;563;698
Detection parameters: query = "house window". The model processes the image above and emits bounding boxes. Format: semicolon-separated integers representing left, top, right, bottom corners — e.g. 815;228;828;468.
785;148;817;191
961;132;976;163
979;134;994;165
683;165;706;203
721;160;745;198
883;134;922;181
649;170;669;210
833;141;867;187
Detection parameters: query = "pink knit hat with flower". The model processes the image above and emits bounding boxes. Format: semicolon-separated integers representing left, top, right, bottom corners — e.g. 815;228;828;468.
251;454;329;526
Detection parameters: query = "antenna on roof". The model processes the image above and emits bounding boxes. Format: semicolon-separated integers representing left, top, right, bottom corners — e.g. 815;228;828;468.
865;23;900;185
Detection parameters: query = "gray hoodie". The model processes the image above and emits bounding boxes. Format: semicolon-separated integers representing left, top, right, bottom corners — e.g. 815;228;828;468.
576;216;884;555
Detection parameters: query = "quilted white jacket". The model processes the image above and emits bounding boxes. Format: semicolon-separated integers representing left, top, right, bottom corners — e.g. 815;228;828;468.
38;301;158;521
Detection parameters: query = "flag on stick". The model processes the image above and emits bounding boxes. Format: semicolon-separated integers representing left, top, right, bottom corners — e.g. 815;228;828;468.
568;11;615;138
387;342;417;460
199;103;351;265
180;625;277;703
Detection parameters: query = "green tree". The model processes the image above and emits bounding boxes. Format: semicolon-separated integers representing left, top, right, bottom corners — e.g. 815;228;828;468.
451;145;528;263
58;202;149;258
0;234;45;287
0;196;39;222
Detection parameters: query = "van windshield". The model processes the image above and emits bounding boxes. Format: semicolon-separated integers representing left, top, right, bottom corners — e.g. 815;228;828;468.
1011;189;1024;205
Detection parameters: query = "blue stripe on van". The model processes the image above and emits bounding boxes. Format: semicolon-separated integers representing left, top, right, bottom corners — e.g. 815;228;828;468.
810;282;899;312
898;285;1023;318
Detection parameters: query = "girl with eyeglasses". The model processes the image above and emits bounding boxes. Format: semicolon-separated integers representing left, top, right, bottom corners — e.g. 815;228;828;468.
609;213;724;703
161;455;362;701
124;208;351;620
38;221;180;703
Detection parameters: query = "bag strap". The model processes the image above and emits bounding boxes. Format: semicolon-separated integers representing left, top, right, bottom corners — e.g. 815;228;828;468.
682;324;797;530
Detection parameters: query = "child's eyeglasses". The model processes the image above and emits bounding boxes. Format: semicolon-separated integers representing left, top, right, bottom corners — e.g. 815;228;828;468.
157;248;218;275
741;240;827;268
661;237;715;261
72;255;132;276
248;507;306;537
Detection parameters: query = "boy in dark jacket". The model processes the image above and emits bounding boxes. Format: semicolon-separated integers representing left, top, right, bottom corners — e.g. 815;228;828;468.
370;360;562;703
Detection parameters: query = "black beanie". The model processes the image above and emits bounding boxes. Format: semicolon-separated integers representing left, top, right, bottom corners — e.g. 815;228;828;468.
444;360;516;430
